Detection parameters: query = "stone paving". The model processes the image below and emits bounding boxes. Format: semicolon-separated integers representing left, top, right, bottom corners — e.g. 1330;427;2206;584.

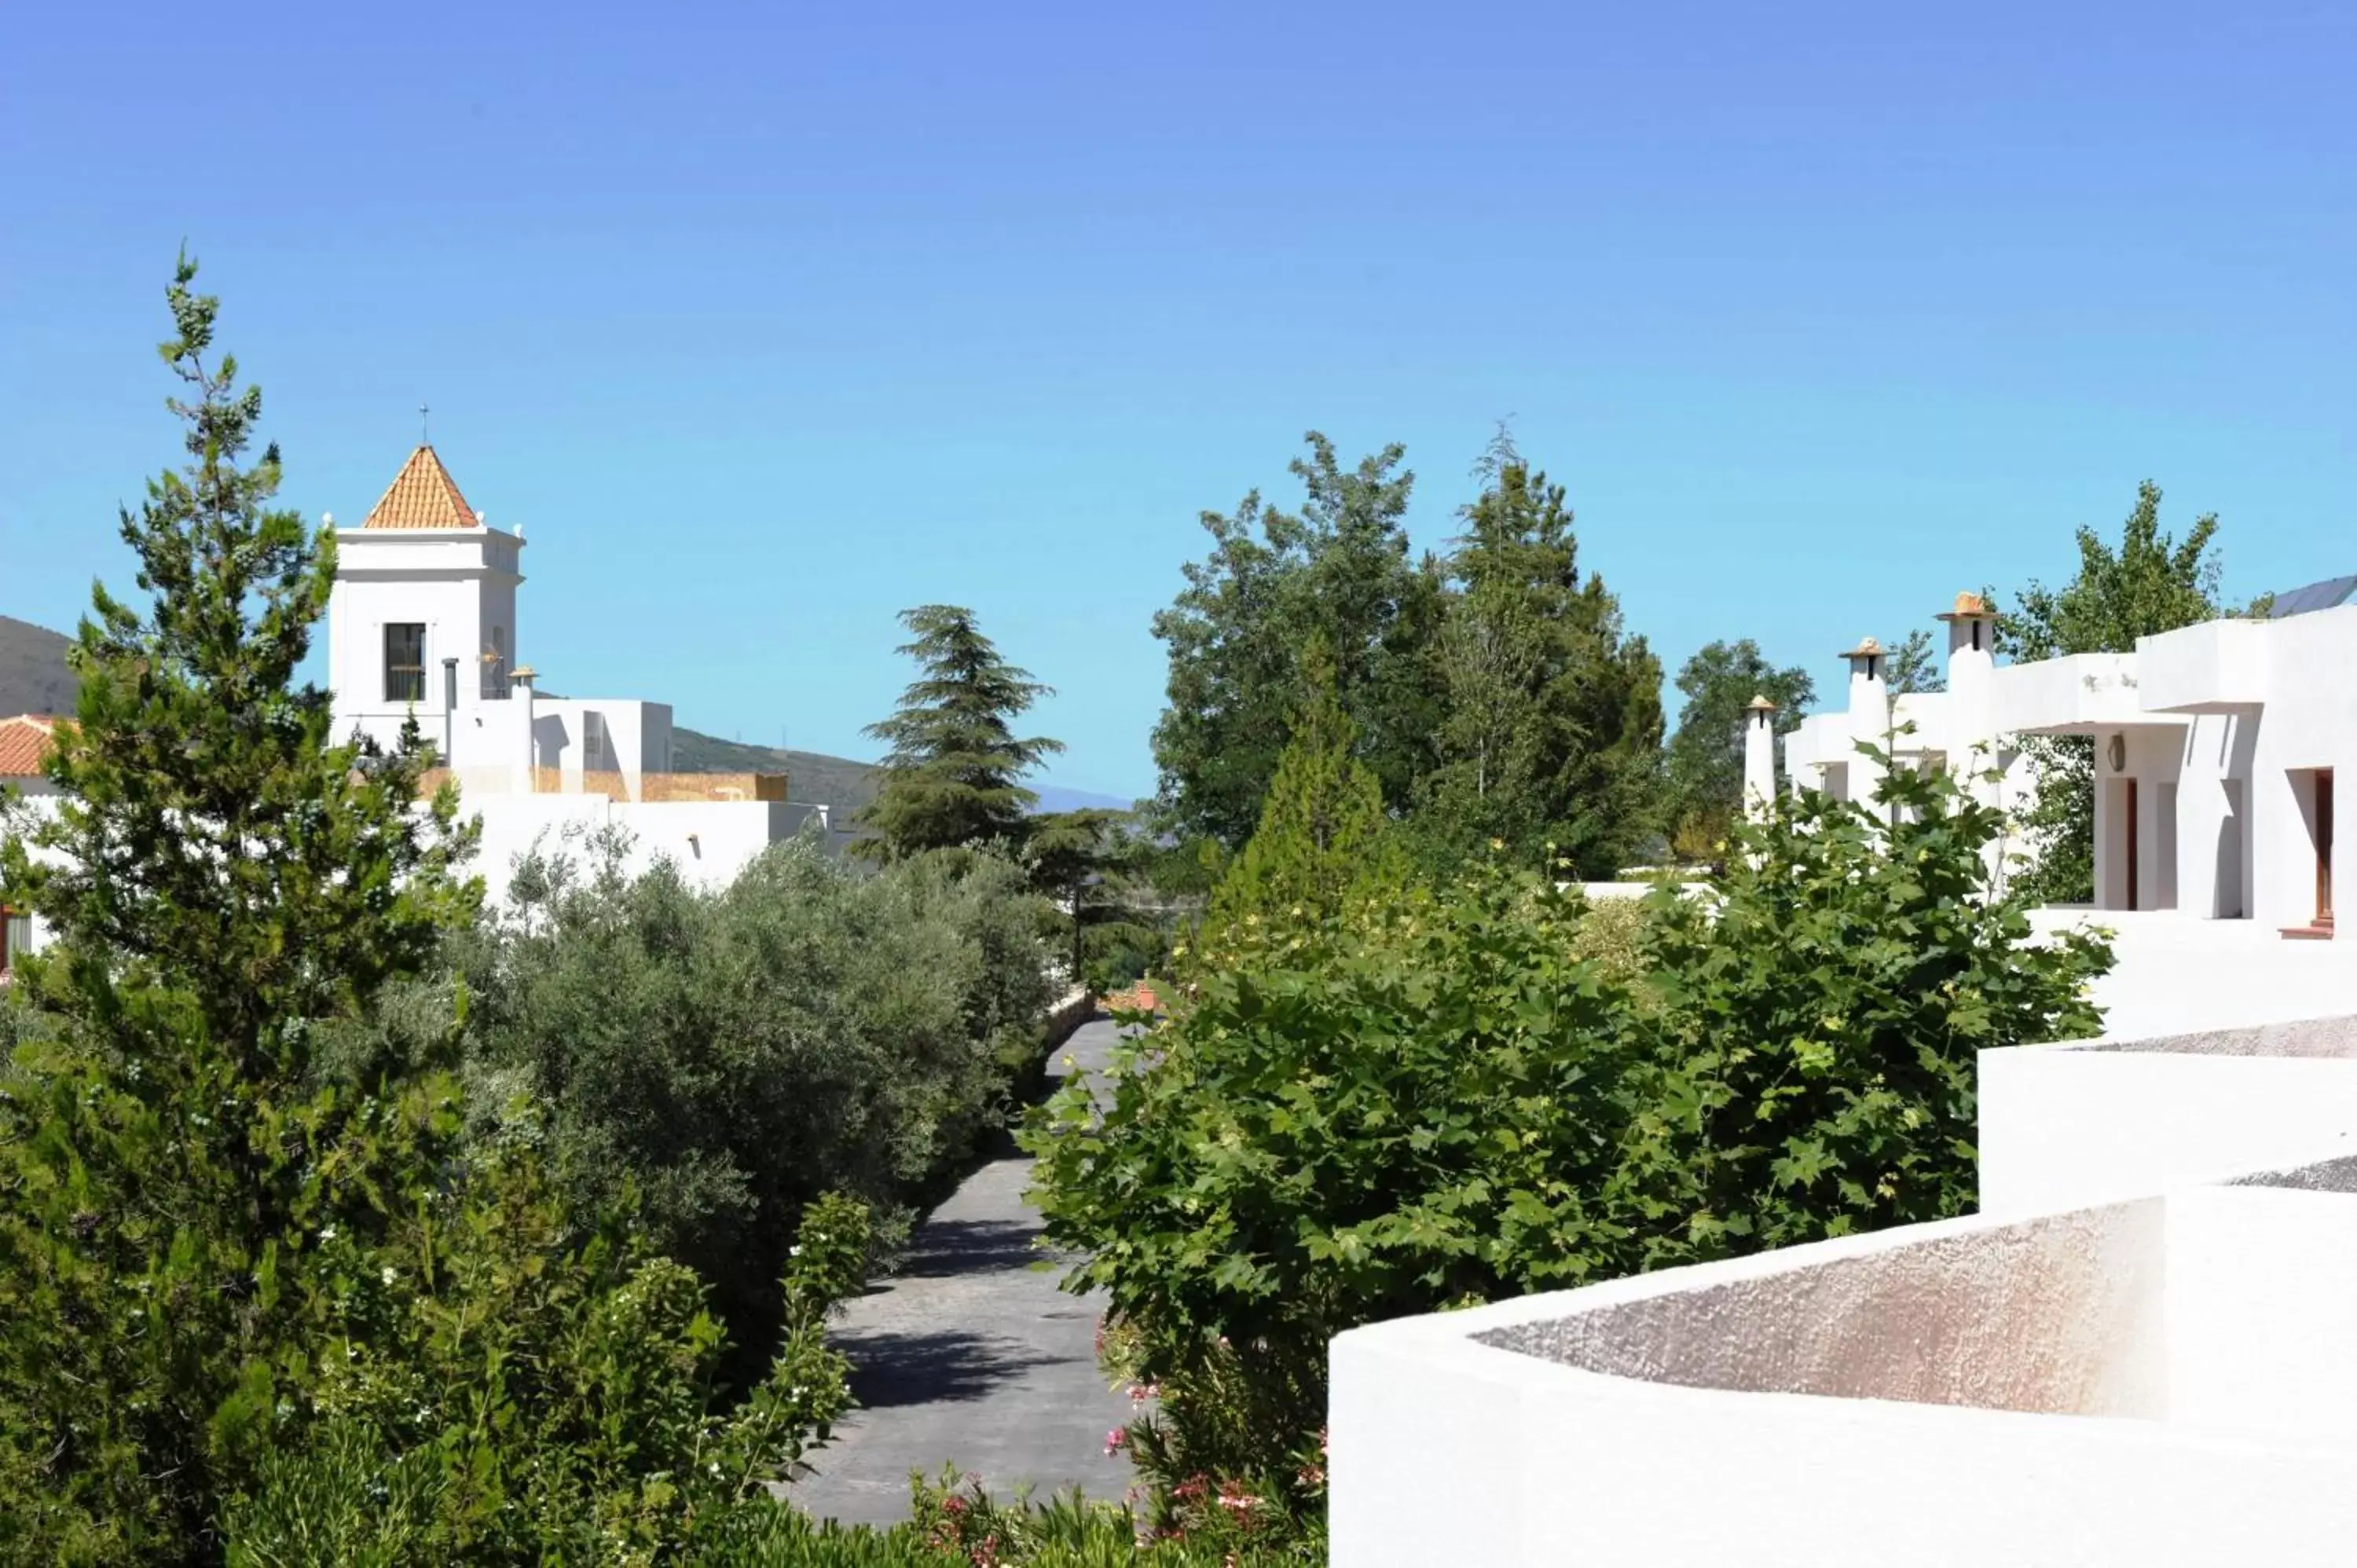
790;1017;1136;1527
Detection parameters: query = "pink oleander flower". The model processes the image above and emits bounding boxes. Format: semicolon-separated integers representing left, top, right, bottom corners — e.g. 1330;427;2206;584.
1104;1425;1129;1455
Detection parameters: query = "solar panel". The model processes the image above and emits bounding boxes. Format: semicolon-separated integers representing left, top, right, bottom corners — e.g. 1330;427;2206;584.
2267;574;2357;618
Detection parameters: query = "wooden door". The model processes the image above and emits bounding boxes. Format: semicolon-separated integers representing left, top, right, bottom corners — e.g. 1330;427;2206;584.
2319;769;2336;927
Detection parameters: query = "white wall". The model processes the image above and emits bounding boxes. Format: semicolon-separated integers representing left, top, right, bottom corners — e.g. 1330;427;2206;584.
1979;1024;2357;1214
1332;960;2357;1567
328;527;523;763
458;792;807;910
530;699;675;794
1331;1192;2357;1567
2162;1185;2357;1448
2136;617;2270;713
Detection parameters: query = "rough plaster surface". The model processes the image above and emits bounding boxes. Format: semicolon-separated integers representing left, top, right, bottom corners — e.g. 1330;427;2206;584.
2225;1151;2357;1193
1475;1204;2165;1419
2088;1013;2357;1059
1334;1189;2357;1566
1336;1028;2357;1567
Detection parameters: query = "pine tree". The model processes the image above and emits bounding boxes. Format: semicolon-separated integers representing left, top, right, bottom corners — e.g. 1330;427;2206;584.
1204;643;1405;938
856;605;1063;861
1416;445;1664;877
0;255;477;1557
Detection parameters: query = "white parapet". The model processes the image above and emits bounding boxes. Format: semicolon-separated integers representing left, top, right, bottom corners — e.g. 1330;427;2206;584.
1979;1013;2357;1214
1332;1012;2357;1567
1333;1160;2357;1566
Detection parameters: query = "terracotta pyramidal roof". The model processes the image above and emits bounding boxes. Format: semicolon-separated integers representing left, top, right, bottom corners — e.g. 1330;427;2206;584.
360;445;482;530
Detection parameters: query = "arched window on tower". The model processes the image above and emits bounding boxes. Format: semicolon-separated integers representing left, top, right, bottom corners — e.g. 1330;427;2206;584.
482;625;508;699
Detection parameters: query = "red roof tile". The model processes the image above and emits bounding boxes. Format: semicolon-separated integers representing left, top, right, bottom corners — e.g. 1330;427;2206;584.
360;445;481;530
0;714;64;778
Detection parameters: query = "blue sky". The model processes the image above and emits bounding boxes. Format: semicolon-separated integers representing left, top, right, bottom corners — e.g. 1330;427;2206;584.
3;2;2351;800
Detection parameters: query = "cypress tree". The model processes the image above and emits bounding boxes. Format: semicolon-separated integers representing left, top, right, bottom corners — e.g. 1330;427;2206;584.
0;255;476;1558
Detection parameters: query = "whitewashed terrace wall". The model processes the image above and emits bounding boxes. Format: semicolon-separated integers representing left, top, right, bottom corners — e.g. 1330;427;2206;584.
1332;1009;2357;1567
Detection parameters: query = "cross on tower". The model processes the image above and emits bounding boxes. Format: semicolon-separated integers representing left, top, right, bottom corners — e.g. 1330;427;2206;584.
420;403;431;445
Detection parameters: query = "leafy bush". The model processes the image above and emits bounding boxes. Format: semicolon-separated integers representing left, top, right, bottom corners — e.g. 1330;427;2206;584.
668;1468;1309;1565
453;830;1051;1368
1028;758;2112;1524
219;1191;871;1566
1629;759;2110;1258
1570;891;1646;984
1031;869;1649;1511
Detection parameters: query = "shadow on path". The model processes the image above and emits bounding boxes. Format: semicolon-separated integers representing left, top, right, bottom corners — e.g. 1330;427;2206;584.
892;1217;1051;1277
791;1017;1139;1527
839;1328;1067;1409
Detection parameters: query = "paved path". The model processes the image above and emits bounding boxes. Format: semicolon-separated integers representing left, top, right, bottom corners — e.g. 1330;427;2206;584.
792;1017;1135;1527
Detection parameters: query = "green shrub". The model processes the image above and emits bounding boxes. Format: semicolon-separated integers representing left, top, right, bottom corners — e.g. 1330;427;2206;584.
1027;759;2113;1526
1031;868;1649;1512
219;1189;872;1566
1626;758;2110;1258
672;1469;1307;1565
456;832;1050;1371
1570;891;1646;984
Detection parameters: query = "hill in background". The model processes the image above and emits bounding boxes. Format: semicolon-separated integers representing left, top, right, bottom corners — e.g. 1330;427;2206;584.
669;727;1131;816
0;617;77;717
665;728;885;822
0;616;1129;818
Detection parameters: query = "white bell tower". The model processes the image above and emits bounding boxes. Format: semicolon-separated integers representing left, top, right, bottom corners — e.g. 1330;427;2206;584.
325;444;527;771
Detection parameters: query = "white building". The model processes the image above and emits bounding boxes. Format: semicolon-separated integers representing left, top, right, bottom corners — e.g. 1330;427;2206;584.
1336;579;2357;1566
0;713;62;976
326;445;827;905
1779;593;2040;882
1780;585;2353;935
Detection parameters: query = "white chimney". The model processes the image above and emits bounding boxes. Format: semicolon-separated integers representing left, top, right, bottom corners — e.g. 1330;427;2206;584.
1937;591;2005;873
1938;592;1999;770
1743;694;1778;820
1840;636;1890;813
510;665;538;793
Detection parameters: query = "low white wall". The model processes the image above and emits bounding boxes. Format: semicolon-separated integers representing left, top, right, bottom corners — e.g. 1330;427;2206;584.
1978;1017;2357;1214
2046;910;2357;1038
1332;1189;2357;1567
460;793;803;910
2135;618;2270;713
2163;1185;2357;1447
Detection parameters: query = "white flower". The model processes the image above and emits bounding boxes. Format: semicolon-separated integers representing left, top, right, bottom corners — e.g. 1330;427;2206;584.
319;1225;338;1243
789;1245;802;1257
382;1266;398;1285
